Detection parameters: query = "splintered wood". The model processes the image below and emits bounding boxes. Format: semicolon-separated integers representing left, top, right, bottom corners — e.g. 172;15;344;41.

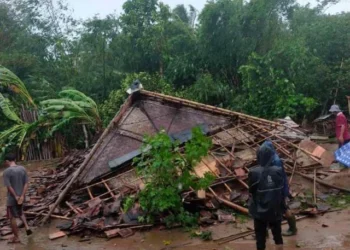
297;140;334;168
17;95;344;241
194;156;220;177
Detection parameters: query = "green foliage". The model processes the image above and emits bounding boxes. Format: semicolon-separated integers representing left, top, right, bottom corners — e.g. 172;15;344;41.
0;93;23;123
0;66;34;106
236;213;250;224
0;0;350;132
164;208;199;228
123;196;136;212
134;127;214;227
239;53;317;119
185;74;232;107
325;194;350;208
40;89;102;134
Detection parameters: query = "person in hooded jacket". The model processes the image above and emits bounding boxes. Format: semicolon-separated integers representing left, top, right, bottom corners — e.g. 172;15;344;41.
262;140;297;236
249;144;285;250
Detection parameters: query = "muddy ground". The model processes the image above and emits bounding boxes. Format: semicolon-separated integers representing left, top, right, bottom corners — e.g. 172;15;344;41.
1;157;350;249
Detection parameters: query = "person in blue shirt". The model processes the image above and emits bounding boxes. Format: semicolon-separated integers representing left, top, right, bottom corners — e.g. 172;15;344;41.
262;140;297;236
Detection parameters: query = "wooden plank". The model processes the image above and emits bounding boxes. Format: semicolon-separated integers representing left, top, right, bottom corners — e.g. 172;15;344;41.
49;231;66;240
105;229;120;239
194;157;219;177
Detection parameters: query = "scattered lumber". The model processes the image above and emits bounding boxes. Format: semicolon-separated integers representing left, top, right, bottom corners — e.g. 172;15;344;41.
6;94;346;241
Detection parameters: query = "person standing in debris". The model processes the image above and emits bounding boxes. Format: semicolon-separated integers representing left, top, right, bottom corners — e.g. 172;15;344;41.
249;145;285;250
262;140;297;236
3;153;32;243
329;104;350;147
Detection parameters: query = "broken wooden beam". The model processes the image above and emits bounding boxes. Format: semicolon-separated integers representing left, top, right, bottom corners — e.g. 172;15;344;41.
208;188;249;214
24;211;72;221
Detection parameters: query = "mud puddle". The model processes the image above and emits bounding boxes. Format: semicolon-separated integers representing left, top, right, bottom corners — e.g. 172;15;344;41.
0;162;350;249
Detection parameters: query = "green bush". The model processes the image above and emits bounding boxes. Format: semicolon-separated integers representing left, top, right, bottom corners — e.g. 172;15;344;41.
133;127;214;227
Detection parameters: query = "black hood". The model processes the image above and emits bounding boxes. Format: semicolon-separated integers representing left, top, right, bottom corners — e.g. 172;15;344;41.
257;144;274;167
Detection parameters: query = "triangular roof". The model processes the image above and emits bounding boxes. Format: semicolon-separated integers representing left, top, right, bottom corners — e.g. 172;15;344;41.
77;90;292;184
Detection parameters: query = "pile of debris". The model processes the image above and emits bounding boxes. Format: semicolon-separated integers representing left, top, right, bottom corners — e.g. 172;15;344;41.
0;150;87;239
2;90;348;241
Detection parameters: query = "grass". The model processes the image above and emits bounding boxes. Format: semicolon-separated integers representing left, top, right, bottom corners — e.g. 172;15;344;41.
325;193;350;208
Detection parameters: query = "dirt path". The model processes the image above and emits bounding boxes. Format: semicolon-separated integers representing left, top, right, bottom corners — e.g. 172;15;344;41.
0;164;350;249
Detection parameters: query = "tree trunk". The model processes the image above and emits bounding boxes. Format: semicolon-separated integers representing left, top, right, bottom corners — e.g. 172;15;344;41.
82;124;89;149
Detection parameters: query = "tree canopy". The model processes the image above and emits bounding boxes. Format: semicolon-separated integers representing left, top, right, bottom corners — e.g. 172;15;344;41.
0;0;349;128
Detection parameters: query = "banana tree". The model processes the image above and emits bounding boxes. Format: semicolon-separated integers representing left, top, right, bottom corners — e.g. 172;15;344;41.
0;93;39;159
40;89;102;148
0;66;35;106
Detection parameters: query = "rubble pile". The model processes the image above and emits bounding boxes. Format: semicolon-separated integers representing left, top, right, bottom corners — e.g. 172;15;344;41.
1;90;348;241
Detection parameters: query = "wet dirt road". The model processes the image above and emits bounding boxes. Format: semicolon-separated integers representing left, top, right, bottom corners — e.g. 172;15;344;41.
1;164;350;249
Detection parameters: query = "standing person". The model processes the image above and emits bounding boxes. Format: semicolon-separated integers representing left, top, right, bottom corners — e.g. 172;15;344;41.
329;104;350;147
249;145;285;250
262;140;297;236
3;153;32;243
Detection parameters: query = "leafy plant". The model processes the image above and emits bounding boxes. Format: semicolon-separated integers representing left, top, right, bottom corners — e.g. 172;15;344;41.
0;66;35;106
123;196;136;211
133;127;214;227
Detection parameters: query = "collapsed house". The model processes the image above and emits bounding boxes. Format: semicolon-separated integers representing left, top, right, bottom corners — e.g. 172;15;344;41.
0;89;344;240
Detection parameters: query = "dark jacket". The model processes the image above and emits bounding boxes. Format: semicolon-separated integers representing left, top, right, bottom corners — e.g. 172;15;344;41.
248;145;285;221
262;140;289;198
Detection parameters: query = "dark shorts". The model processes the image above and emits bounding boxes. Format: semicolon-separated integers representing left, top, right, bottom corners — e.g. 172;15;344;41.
7;205;23;219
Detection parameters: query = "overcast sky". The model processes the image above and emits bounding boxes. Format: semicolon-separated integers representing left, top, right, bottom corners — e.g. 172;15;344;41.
65;0;350;20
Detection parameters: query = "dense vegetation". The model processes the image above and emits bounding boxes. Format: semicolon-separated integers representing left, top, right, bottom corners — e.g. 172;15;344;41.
1;0;350;129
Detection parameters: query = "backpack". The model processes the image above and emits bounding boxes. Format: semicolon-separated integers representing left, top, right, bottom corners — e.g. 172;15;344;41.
254;166;284;221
